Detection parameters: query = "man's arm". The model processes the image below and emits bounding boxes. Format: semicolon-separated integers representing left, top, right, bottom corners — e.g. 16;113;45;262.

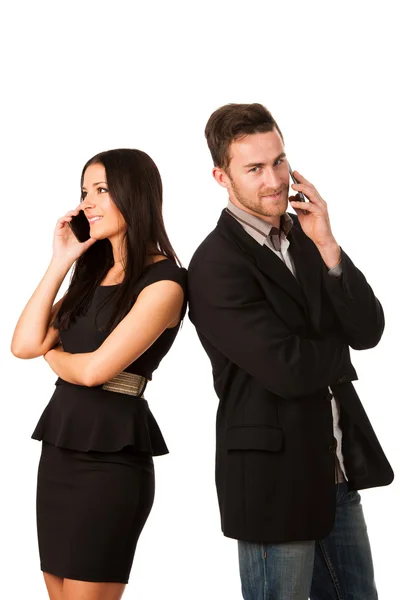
290;170;384;351
188;256;356;400
322;249;384;350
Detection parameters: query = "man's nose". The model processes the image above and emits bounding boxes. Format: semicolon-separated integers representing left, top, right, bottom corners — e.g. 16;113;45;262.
262;168;281;190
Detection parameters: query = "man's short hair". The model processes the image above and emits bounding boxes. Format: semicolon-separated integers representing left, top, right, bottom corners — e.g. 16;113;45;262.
205;103;284;170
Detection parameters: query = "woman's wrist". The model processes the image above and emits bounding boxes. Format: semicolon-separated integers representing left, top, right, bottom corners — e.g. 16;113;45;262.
48;256;74;278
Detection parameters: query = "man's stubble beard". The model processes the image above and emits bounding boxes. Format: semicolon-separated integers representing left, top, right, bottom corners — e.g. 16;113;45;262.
229;175;289;218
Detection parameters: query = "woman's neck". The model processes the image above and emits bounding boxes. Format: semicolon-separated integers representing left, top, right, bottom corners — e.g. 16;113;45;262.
109;234;127;265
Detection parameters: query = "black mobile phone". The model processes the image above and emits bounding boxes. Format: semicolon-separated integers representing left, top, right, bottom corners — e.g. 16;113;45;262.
69;210;90;242
288;164;307;203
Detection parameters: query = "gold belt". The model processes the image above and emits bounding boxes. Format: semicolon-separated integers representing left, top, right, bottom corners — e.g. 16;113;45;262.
102;372;147;398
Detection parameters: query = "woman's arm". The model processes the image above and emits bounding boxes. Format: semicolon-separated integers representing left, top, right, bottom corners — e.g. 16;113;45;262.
11;208;96;359
44;279;184;386
11;262;67;358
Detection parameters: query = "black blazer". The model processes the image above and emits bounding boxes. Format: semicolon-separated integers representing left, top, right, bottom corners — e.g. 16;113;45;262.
188;209;394;543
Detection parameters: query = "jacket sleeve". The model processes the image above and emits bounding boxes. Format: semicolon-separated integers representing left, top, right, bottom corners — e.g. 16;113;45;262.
188;256;357;399
322;250;384;350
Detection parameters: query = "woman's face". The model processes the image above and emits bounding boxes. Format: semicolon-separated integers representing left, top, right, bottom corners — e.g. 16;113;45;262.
81;163;127;241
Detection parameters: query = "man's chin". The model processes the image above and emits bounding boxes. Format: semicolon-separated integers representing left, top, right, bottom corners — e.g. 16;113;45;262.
259;201;288;218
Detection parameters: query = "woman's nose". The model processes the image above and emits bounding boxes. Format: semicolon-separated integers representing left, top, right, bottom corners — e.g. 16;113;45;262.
81;194;96;209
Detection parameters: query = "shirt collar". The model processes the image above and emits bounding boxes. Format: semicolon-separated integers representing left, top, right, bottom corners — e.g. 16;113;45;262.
226;200;293;246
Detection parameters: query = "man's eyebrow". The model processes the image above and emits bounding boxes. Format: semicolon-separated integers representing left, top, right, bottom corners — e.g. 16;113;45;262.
243;152;286;169
81;181;108;190
243;162;265;169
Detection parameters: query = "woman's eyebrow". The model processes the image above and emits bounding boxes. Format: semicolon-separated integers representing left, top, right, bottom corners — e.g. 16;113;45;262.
81;181;108;190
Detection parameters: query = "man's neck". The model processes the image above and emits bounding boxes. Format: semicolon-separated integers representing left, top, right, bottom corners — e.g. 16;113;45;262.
227;198;281;229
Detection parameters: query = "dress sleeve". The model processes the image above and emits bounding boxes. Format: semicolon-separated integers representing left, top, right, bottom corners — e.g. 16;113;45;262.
141;261;187;293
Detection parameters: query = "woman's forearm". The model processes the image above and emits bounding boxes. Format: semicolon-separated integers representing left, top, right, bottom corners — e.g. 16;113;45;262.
44;348;94;386
11;259;72;358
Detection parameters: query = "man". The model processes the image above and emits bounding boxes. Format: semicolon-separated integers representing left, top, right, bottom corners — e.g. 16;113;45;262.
188;103;393;600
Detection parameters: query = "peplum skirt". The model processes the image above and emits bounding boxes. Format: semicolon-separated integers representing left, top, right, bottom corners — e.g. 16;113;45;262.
33;380;164;582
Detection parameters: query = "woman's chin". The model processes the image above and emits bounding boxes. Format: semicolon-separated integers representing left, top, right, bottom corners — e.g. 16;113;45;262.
88;225;109;241
88;231;104;241
89;226;126;243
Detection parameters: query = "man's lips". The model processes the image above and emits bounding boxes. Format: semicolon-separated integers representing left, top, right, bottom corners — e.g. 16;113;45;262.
260;190;283;200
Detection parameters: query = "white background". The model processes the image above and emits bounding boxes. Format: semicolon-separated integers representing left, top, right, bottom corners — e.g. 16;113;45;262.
1;1;399;598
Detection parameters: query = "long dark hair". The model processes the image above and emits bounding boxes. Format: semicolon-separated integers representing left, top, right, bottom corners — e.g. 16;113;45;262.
54;148;180;331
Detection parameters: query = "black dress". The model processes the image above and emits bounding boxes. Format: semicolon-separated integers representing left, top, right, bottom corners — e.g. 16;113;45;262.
32;259;187;583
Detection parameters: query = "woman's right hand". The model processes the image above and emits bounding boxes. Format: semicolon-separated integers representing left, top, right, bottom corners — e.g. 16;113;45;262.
52;207;96;267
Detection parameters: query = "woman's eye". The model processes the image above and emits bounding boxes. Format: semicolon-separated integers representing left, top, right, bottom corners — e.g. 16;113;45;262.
98;187;108;193
81;191;87;200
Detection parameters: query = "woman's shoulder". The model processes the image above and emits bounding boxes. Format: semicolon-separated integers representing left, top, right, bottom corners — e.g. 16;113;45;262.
140;257;187;290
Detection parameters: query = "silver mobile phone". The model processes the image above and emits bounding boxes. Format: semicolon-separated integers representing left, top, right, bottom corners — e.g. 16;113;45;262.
288;164;307;203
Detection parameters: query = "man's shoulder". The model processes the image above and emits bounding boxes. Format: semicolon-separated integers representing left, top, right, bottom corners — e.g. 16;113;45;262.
189;224;245;273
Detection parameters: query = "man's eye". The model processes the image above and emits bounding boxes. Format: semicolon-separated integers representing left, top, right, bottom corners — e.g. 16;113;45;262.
249;167;260;173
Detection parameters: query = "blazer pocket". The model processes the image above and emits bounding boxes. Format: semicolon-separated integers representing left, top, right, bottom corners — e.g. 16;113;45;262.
226;425;283;452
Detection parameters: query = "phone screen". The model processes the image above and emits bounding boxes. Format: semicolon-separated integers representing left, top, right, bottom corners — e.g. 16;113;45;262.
69;211;90;242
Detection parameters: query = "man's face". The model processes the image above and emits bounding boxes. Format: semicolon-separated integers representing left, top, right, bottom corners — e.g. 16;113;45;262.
216;129;290;221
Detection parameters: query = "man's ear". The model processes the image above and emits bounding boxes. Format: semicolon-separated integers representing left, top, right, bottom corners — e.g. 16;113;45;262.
212;167;230;189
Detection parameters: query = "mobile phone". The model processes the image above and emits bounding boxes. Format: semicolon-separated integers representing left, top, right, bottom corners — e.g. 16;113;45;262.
69;210;90;242
288;164;307;203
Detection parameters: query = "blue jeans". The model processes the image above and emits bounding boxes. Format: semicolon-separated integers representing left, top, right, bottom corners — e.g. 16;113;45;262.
238;483;378;600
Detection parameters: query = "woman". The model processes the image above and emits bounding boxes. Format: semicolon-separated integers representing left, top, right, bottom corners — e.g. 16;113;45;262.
11;149;187;600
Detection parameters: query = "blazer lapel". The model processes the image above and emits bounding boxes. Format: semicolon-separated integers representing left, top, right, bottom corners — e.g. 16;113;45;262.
217;210;307;313
288;220;323;333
